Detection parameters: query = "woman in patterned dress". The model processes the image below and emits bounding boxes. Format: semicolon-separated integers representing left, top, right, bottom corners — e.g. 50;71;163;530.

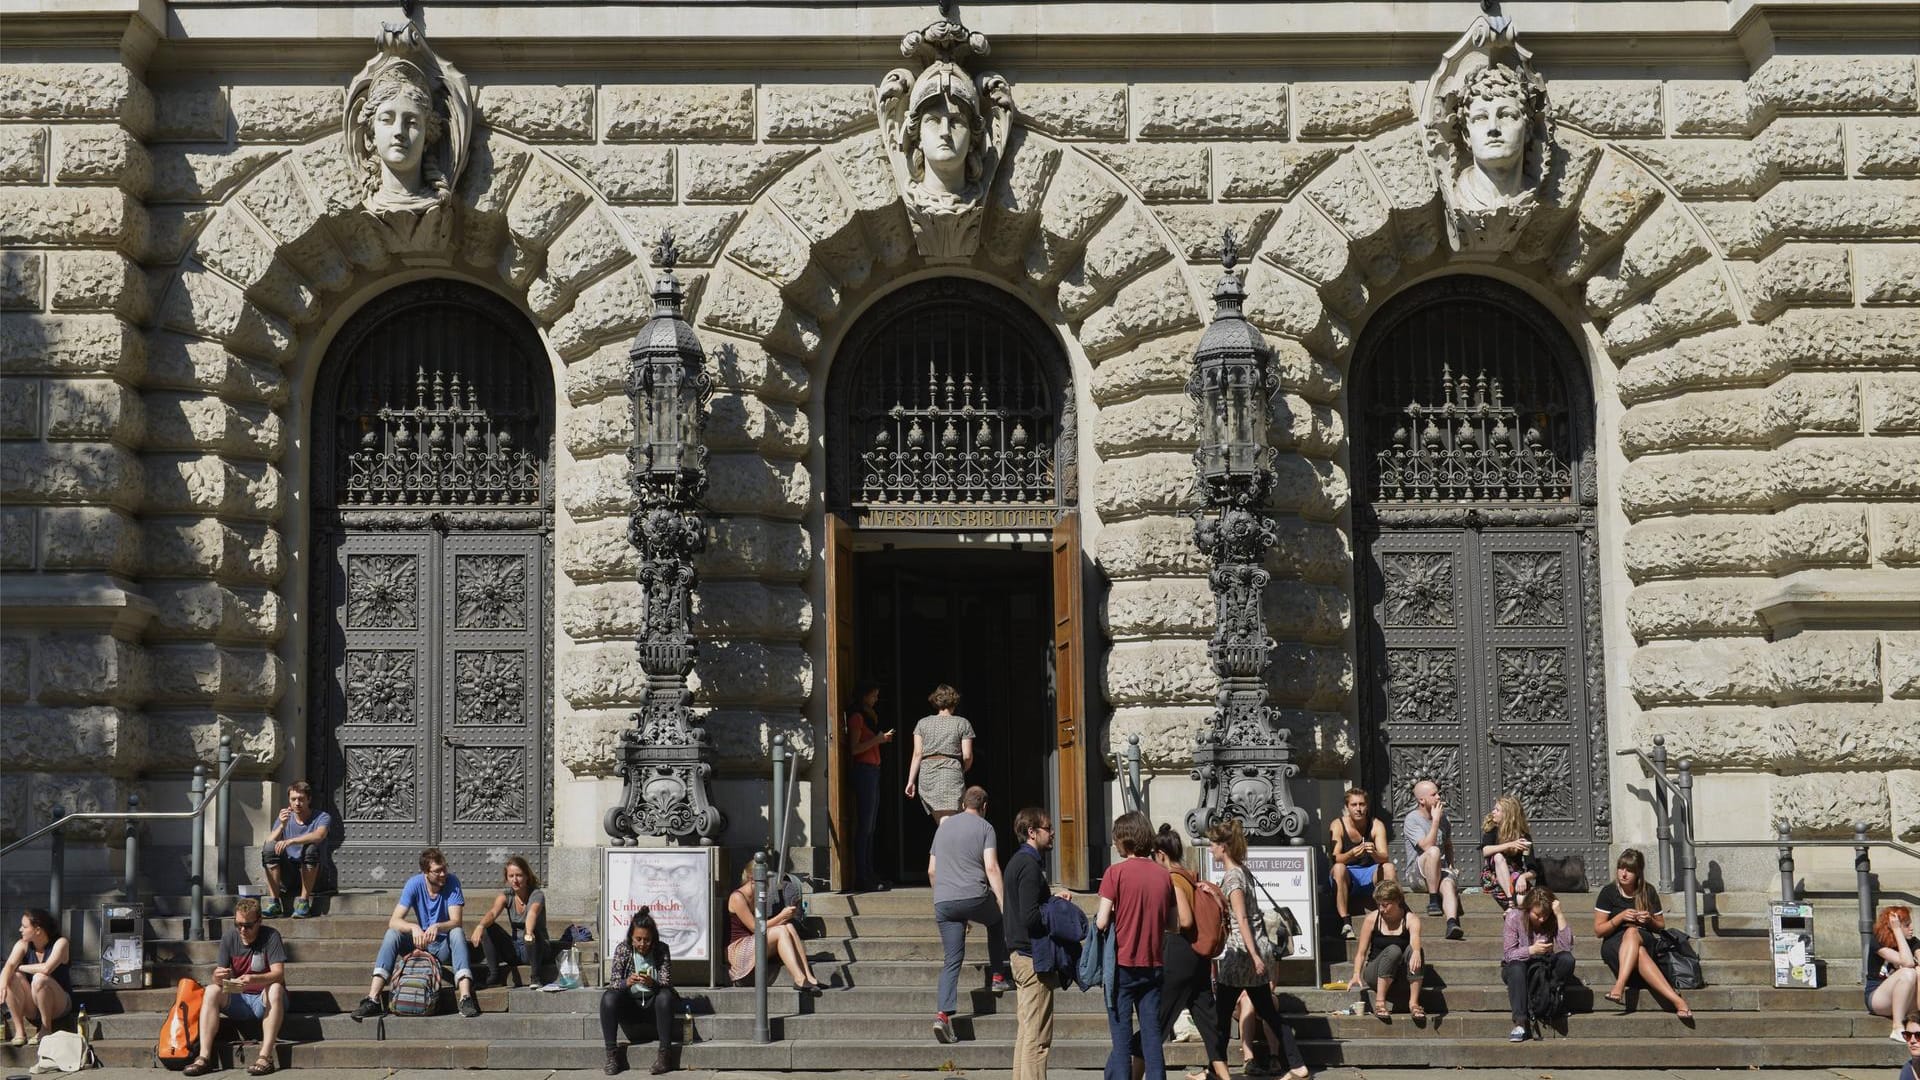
903;684;974;822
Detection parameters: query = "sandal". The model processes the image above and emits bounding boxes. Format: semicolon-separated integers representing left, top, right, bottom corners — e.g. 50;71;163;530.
1409;1003;1428;1020
249;1054;277;1076
183;1057;215;1076
6;1034;24;1047
1603;990;1626;1007
1371;1001;1392;1020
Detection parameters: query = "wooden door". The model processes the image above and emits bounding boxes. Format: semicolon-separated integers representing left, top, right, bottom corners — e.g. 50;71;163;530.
824;512;858;890
1051;511;1089;889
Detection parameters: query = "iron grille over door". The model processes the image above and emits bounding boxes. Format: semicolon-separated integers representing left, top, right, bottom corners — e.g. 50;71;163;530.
1354;276;1608;888
310;280;554;886
827;278;1076;512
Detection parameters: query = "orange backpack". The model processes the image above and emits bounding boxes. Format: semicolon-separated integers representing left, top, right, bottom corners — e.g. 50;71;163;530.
156;977;204;1065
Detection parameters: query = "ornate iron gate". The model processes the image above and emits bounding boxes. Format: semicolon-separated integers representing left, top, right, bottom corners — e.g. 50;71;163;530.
310;281;554;886
1355;276;1608;887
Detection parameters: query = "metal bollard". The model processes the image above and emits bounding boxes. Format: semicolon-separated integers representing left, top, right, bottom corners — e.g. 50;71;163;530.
189;765;207;940
1675;759;1699;938
123;792;140;903
1854;821;1874;987
48;807;64;916
216;736;232;894
1776;819;1795;904
771;734;788;877
1124;734;1145;817
1652;736;1673;891
752;850;771;1045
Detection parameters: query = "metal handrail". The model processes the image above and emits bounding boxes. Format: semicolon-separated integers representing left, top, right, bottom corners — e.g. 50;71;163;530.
1616;744;1701;936
0;748;246;941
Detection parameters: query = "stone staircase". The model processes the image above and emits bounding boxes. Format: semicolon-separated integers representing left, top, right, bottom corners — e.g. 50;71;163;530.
0;886;1906;1072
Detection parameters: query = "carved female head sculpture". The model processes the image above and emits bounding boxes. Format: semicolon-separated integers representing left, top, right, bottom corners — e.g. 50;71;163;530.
874;16;1012;258
343;16;474;221
356;60;447;209
1422;14;1554;252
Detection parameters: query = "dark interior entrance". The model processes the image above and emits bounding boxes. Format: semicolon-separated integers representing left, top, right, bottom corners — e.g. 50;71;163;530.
856;548;1053;884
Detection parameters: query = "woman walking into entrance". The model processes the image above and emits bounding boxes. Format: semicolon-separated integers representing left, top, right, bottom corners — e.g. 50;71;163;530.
905;684;974;822
845;682;895;892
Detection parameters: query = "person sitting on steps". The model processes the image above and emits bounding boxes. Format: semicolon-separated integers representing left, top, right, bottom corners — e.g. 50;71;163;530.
1868;905;1919;1041
1479;795;1538;911
351;847;481;1020
1896;1009;1920;1080
259;781;330;919
724;866;825;994
1;908;71;1048
1401;779;1464;941
467;854;548;989
1500;886;1573;1043
1329;787;1395;938
183;897;287;1076
1347;879;1425;1022
599;906;678;1076
1593;848;1690;1021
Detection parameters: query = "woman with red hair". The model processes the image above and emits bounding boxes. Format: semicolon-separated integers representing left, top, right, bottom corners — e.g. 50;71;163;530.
1870;906;1920;1039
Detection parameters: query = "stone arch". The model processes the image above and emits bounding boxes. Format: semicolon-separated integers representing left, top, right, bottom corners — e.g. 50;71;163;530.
1233;119;1765;796
669;124;1215;784
138;127;662;786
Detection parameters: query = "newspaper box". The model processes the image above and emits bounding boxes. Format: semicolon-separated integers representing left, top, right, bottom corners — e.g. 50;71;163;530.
1770;900;1820;988
98;903;145;988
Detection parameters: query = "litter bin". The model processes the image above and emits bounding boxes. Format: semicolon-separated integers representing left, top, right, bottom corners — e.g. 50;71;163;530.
1770;900;1820;988
98;903;145;989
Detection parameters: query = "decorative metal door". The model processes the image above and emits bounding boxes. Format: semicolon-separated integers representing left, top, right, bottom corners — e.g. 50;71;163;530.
1355;276;1608;887
310;281;554;886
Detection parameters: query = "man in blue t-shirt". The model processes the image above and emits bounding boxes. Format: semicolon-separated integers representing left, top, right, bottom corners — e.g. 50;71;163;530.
260;780;331;919
352;848;480;1019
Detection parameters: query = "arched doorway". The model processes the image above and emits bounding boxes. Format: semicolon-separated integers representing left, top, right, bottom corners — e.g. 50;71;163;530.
1353;276;1609;888
308;280;555;886
822;278;1094;888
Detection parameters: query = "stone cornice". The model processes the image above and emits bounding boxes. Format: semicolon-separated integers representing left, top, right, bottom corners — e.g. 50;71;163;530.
1755;569;1920;636
0;1;1896;73
0;573;157;638
0;0;164;68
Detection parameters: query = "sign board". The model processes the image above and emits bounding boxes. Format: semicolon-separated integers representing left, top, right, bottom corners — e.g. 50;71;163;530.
854;506;1057;531
1769;900;1820;988
603;848;715;983
1206;846;1319;963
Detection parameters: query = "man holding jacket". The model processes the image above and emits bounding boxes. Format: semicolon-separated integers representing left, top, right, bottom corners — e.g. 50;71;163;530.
1006;806;1074;1080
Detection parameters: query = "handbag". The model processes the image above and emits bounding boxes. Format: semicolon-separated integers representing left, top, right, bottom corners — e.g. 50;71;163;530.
31;1030;92;1074
1648;928;1705;990
1246;871;1296;965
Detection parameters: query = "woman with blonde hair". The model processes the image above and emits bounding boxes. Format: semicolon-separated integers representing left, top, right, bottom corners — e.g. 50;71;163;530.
724;866;825;993
1479;795;1538;910
1593;848;1690;1019
1207;818;1309;1080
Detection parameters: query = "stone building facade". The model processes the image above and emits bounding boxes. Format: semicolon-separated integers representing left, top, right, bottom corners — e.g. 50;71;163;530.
3;1;1917;902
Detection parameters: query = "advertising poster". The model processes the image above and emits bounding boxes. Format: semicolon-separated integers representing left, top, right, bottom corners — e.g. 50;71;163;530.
603;848;714;982
1207;845;1319;963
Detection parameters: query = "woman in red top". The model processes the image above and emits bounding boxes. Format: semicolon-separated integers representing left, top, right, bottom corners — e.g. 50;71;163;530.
844;682;893;892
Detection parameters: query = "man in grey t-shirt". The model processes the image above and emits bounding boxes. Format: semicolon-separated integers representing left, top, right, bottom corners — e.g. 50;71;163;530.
927;785;1011;1043
1403;778;1464;940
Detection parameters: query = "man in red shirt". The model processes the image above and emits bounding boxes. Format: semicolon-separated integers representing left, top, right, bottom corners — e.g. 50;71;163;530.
1096;811;1175;1080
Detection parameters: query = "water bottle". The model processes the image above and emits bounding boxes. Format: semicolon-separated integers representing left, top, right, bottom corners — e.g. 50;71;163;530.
682;999;695;1041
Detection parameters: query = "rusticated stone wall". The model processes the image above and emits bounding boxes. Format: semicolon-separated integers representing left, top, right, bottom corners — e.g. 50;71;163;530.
3;28;1917;889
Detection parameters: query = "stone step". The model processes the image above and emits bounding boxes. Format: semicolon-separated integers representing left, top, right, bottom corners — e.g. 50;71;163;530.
147;913;600;941
803;956;1823;989
7;1034;1906;1071
149;937;602;965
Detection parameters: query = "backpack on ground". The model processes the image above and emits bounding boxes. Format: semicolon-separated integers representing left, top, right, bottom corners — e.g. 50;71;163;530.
389;949;444;1017
1524;956;1565;1021
1187;874;1229;959
155;977;205;1066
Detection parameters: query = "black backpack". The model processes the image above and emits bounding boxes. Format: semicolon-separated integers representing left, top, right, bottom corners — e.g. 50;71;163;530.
1525;956;1565;1021
1650;929;1705;990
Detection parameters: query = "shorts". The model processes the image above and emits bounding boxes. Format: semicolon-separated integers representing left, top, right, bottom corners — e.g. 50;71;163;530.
261;842;321;867
223;991;269;1020
1334;863;1379;892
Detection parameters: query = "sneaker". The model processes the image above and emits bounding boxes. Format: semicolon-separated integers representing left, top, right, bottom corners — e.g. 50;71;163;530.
351;996;383;1021
261;899;285;919
649;1048;674;1075
1426;898;1443;916
1445;918;1464;941
1340;920;1355;940
932;1012;955;1044
990;972;1012;995
1508;1025;1529;1043
603;1048;625;1075
291;897;312;918
458;995;481;1019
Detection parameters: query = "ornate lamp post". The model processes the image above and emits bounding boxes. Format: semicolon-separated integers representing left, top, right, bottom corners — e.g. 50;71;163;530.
605;234;726;845
1184;233;1309;845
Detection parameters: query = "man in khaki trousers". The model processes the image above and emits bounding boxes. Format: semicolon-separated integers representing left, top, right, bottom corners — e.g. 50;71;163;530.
1004;806;1072;1080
